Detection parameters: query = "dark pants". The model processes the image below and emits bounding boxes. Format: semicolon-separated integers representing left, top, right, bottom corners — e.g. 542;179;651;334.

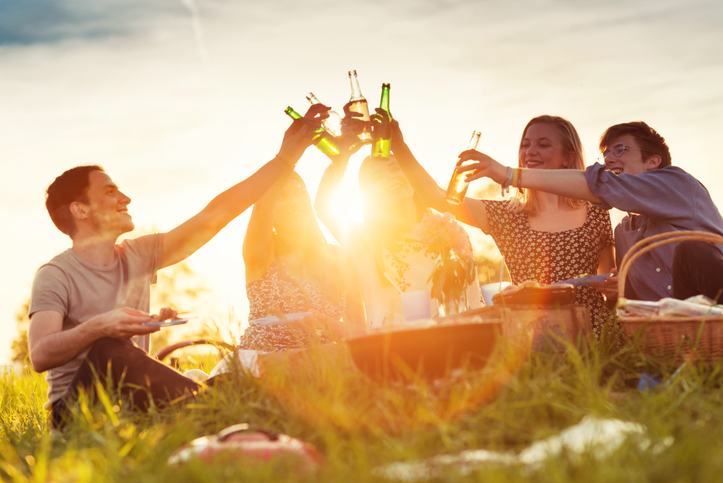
673;241;723;301
51;337;200;428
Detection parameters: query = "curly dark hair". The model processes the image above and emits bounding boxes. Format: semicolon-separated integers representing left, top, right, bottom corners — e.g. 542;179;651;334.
45;165;104;237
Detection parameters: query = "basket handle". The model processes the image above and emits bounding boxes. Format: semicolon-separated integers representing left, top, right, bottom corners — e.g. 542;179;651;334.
617;230;723;297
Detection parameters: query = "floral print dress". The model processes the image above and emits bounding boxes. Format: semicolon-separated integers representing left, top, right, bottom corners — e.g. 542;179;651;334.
239;258;345;352
481;200;615;338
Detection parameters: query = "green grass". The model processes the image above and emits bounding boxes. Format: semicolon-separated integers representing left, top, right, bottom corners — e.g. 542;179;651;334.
3;332;723;483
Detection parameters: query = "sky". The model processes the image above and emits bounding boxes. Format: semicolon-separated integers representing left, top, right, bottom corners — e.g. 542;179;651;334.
2;0;723;363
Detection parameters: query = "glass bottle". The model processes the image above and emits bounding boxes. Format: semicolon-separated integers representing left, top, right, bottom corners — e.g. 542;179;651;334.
306;92;342;137
444;131;482;205
284;106;340;160
347;70;373;145
372;83;392;160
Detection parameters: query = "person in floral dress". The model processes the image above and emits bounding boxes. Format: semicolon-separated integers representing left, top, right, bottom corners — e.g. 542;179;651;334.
388;114;616;337
240;170;365;352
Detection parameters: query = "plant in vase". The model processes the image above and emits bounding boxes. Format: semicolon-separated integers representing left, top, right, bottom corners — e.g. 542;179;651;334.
413;212;476;316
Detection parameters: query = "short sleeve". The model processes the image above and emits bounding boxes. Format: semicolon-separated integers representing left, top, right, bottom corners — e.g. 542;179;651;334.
118;233;165;283
479;199;513;238
29;265;70;318
592;205;615;248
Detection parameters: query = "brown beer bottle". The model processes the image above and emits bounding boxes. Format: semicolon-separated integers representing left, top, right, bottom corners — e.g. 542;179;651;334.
348;70;373;145
444;131;482;204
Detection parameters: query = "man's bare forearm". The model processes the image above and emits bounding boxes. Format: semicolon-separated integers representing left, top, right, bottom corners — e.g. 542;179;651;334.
30;314;104;372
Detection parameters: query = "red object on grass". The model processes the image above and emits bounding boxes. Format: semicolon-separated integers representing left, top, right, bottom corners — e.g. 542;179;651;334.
167;424;325;474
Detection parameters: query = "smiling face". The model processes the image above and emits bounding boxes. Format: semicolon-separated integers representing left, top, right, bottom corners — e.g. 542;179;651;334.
602;134;661;176
80;171;134;237
518;123;574;170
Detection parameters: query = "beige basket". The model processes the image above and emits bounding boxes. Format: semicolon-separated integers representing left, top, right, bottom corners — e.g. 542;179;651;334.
617;230;723;361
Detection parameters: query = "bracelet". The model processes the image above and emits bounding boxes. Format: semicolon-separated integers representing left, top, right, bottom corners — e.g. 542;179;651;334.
501;166;513;196
276;153;296;168
511;168;521;188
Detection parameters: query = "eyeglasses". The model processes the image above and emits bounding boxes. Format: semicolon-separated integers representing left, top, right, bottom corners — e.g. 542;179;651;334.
598;143;639;162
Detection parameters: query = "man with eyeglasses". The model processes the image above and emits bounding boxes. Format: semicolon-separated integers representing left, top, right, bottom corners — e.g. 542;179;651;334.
459;121;723;304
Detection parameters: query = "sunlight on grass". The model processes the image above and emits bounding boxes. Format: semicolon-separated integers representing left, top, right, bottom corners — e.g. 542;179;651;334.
4;333;723;481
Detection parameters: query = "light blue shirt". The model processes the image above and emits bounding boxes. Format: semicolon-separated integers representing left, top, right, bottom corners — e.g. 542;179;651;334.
586;163;723;301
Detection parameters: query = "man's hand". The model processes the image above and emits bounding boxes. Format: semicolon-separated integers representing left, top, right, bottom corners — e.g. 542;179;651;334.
456;150;509;184
28;307;161;373
94;307;160;339
591;268;619;308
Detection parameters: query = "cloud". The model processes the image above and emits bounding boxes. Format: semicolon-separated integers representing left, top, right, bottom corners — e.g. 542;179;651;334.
0;0;181;45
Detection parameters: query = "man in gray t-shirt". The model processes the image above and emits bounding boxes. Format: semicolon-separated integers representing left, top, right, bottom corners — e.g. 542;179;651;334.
28;110;324;426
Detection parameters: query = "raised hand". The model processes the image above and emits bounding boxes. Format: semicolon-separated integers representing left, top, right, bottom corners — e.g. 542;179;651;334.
456;150;509;184
327;101;368;159
277;103;330;164
370;107;392;147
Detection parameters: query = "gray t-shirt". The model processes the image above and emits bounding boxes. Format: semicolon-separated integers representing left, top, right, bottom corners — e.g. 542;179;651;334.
29;234;164;408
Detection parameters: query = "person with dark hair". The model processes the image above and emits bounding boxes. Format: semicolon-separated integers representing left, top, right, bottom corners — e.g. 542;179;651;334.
28;108;325;427
459;121;723;303
381;113;615;338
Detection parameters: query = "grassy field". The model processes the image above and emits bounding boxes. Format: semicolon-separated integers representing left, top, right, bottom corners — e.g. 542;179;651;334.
2;330;723;483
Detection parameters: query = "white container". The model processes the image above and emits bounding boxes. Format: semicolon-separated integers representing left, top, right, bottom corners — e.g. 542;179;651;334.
480;282;511;306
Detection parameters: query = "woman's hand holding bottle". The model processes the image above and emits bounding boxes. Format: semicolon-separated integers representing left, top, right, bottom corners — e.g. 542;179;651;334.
455;150;509;185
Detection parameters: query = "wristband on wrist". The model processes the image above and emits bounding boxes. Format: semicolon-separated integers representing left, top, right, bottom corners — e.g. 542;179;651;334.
511;168;521;188
276;153;296;168
501;166;513;196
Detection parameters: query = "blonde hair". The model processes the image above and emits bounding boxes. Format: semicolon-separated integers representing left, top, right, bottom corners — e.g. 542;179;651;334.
507;115;587;214
272;172;343;301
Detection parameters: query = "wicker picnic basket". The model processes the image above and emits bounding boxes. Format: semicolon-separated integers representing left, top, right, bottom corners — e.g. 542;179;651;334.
617;230;723;361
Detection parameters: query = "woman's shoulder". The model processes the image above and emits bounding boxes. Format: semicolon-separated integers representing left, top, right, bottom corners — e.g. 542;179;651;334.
480;198;524;225
586;203;612;222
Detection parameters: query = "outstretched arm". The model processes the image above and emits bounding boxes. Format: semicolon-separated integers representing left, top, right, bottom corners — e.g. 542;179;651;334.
160;106;327;269
458;150;602;204
388;117;475;226
242;174;289;283
314;102;366;244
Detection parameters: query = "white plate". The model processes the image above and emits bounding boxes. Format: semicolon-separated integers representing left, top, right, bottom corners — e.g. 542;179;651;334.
144;317;194;327
248;312;313;326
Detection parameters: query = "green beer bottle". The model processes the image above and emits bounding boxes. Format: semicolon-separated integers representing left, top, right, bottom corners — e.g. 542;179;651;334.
284;106;341;160
372;83;392;160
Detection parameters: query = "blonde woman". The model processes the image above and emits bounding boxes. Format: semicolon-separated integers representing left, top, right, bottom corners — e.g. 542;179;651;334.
388;114;615;338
